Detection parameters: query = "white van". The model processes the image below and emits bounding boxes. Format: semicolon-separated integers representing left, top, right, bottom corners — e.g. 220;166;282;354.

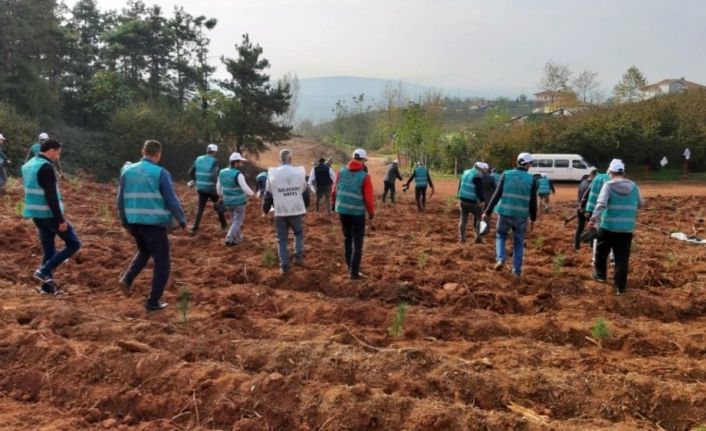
528;154;593;181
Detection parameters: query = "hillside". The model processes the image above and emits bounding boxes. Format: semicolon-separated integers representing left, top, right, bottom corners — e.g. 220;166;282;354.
1;140;706;429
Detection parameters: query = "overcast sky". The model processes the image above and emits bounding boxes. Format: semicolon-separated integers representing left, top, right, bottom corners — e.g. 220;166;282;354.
72;0;706;96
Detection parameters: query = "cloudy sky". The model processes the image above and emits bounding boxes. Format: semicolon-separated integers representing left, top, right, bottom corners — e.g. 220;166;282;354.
72;0;706;96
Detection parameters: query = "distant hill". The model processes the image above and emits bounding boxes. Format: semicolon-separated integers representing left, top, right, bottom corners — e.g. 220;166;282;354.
296;76;483;124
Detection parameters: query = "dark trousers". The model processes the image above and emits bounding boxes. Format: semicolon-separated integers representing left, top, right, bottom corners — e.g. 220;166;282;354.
124;224;170;306
315;185;332;213
594;229;633;291
33;218;81;280
192;191;226;230
339;213;366;276
415;186;427;211
459;200;482;241
574;210;587;250
382;181;396;203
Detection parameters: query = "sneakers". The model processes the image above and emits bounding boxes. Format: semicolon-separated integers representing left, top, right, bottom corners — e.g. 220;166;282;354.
38;284;65;297
189;228;198;237
279;266;289;275
33;269;53;285
493;261;505;271
225;240;237;247
350;272;367;280
591;272;607;283
614;286;625;296
293;257;305;267
145;302;168;311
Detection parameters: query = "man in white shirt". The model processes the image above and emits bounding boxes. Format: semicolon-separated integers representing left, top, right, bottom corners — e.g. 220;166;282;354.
217;152;255;246
265;149;308;273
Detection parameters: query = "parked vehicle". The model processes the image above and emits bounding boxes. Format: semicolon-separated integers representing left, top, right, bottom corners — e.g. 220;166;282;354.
528;154;593;181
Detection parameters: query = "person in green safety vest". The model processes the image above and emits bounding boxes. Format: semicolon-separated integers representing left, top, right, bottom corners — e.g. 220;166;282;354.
457;161;485;243
24;132;63;177
403;161;435;212
217;152;256;246
21;138;81;295
536;173;555;213
187;144;227;235
587;159;643;296
482;152;538;277
117;140;187;311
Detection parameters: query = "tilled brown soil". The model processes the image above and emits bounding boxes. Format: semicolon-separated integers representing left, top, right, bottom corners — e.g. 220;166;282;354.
1;163;706;430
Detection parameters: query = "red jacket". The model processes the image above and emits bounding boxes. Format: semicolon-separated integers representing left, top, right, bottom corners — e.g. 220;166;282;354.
331;160;375;216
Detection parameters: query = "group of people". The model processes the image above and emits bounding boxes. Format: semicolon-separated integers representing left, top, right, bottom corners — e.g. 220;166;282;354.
16;134;642;311
452;151;642;295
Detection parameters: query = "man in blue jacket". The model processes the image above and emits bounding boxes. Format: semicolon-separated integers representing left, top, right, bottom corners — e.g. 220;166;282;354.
188;144;227;235
21;139;81;295
117;140;187;311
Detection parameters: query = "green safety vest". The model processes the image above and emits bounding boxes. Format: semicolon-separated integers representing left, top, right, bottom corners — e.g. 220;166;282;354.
219;167;247;206
121;160;172;225
21;156;64;219
31;143;41;157
586;173;609;212
414;166;429;187
194;155;218;194
538;177;551;195
335;168;367;216
497;169;533;218
600;183;640;233
457;168;478;201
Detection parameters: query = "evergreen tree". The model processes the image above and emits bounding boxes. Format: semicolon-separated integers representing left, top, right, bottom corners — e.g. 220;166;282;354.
613;66;647;104
220;34;291;154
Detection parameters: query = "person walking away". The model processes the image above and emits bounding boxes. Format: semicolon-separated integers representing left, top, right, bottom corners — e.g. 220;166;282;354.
479;163;497;205
483;152;538;277
382;160;403;203
218;152;255;246
308;157;336;213
332;148;375;279
404;162;434;212
537;173;555;213
574;169;597;250
21;139;81;295
255;171;268;198
25;133;63;177
265;149;308;273
188;144;227;235
585;166;611;261
117;140;187;311
457;162;485;243
0;133;11;196
587;159;643;295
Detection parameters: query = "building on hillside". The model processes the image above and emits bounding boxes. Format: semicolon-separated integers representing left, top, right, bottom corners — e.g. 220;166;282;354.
641;78;705;99
534;90;559;104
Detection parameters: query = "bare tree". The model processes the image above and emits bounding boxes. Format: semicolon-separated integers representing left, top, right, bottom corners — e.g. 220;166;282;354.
540;60;572;104
573;70;600;104
276;72;300;127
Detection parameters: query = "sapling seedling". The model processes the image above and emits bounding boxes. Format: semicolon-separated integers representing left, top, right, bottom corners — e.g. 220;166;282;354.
553;253;566;276
177;288;191;323
262;248;276;267
388;301;409;338
590;318;611;344
417;252;429;269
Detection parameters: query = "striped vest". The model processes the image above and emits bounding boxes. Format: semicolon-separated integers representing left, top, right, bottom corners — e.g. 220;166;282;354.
414;166;429;187
457;168;478;201
194;155;218;194
335;168;367;216
600;183;639;233
497;169;533;218
121;160;172;225
219;167;247;206
21;156;64;219
538;177;551;195
586;173;608;212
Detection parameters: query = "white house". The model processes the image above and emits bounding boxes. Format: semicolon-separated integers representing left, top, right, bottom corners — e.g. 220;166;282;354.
641;78;705;99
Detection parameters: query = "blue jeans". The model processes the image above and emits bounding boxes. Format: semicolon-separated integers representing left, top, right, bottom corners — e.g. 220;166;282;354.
124;224;170;307
226;205;247;242
33;218;81;277
495;215;528;274
275;215;304;268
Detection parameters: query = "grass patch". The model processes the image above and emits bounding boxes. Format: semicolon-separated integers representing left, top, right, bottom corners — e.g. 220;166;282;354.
552;253;566;277
590;318;612;343
533;235;545;249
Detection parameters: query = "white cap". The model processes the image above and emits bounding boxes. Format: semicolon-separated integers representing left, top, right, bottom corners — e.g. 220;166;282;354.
474;161;483;168
0;133;5;141
229;152;246;162
353;148;367;160
517;152;534;164
393;159;399;164
541;173;548;178
38;132;49;141
608;158;625;173
480;162;490;170
207;144;218;152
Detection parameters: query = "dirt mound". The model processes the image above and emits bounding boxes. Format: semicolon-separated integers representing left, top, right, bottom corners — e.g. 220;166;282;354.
1;166;706;430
